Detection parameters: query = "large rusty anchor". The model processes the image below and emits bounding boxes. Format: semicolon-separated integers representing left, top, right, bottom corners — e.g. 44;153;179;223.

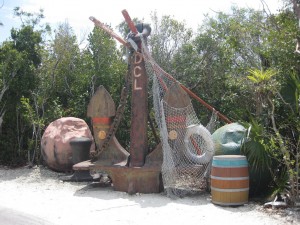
73;10;163;194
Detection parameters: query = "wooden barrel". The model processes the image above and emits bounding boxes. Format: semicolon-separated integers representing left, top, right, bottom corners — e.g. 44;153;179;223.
211;155;249;206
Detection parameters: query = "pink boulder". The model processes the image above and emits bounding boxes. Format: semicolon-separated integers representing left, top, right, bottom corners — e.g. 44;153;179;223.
41;117;95;172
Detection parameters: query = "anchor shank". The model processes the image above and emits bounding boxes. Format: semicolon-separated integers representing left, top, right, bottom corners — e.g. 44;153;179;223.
129;52;148;167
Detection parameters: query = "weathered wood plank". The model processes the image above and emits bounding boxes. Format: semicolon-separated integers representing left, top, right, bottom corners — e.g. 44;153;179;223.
87;85;116;118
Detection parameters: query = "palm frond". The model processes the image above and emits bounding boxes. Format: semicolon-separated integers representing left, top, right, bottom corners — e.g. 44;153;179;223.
247;68;277;83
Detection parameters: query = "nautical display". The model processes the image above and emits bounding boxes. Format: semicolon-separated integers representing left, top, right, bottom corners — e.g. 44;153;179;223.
71;10;237;197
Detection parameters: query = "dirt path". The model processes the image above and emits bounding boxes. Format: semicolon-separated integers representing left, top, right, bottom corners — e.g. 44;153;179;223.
0;166;298;225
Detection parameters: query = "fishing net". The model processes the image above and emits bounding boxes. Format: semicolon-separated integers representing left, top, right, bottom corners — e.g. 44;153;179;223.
140;36;216;197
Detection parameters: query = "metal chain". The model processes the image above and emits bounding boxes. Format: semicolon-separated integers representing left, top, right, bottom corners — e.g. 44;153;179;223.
91;61;132;161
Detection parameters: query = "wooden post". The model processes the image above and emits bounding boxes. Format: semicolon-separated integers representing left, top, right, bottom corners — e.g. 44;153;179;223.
129;52;148;167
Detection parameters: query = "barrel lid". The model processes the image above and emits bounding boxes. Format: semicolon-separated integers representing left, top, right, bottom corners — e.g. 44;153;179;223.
212;155;248;167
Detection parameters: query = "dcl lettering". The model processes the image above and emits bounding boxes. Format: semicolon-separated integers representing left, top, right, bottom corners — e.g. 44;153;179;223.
133;53;143;91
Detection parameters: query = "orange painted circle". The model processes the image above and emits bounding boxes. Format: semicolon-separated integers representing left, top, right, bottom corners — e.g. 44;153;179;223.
98;130;107;140
168;130;178;140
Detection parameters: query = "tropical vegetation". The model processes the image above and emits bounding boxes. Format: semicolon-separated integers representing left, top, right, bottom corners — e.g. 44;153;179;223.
0;2;299;204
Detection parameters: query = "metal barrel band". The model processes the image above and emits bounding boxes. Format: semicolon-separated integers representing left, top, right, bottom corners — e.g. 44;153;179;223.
210;175;249;181
210;187;249;192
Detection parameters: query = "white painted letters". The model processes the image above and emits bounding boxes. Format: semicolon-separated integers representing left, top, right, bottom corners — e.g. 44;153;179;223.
134;79;142;90
133;53;143;91
134;53;142;64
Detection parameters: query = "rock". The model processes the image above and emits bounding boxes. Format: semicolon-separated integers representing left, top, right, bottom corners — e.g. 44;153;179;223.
41;117;95;172
263;201;288;209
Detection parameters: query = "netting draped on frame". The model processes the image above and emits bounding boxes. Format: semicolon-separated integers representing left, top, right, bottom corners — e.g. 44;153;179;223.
140;37;215;196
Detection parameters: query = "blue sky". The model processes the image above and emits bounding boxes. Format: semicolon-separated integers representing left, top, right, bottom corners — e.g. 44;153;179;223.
0;0;282;44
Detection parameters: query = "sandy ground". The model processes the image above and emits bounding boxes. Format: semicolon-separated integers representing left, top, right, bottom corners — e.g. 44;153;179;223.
0;166;299;225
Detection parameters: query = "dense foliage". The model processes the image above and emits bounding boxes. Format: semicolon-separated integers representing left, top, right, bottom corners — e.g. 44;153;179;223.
0;5;299;202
